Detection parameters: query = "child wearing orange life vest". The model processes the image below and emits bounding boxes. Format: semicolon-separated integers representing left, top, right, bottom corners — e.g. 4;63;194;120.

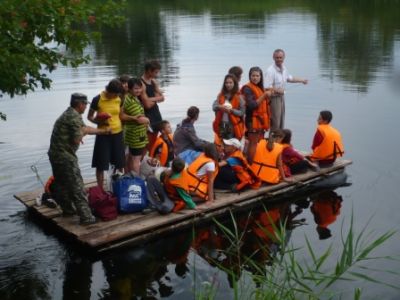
186;143;219;202
274;129;318;176
249;132;291;184
214;138;261;192
212;74;245;140
309;110;344;166
163;157;197;212
241;66;273;162
149;120;175;167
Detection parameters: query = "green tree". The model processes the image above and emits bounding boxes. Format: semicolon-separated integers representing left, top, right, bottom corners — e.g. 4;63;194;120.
0;0;125;119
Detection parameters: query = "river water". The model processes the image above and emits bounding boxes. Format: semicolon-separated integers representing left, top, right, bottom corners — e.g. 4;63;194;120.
1;1;400;299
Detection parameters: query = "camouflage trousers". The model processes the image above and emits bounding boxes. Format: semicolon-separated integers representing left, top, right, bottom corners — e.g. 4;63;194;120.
49;155;93;221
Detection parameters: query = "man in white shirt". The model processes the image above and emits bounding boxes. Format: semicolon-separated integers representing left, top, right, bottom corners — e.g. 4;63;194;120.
265;49;308;131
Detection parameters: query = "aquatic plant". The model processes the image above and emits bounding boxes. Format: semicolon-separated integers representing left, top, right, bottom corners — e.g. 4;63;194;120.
194;209;399;300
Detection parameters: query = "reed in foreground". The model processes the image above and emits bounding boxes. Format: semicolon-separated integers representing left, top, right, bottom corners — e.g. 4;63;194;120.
193;209;399;300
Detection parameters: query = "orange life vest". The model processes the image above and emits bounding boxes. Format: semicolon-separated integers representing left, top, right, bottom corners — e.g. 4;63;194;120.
311;124;344;161
212;92;245;139
163;169;190;201
311;197;341;228
214;133;224;157
186;153;218;200
44;176;55;194
241;82;270;131
228;150;261;190
250;139;283;184
149;133;174;166
253;207;281;241
163;169;191;212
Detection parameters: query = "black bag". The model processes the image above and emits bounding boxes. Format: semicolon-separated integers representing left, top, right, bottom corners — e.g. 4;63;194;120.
146;176;174;215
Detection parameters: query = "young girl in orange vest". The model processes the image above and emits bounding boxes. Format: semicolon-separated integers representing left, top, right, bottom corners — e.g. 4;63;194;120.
249;134;291;184
241;67;273;163
274;129;318;176
212;74;245;141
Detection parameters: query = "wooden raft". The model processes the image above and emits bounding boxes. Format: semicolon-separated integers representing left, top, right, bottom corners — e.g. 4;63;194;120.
14;159;352;252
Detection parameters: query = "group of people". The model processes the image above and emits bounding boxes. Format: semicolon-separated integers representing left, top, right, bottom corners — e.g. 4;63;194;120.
48;50;344;225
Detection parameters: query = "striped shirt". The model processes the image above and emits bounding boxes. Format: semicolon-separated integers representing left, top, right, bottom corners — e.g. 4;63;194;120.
123;94;148;149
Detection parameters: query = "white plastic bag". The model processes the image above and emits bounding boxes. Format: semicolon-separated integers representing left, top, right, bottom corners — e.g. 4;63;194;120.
140;155;160;178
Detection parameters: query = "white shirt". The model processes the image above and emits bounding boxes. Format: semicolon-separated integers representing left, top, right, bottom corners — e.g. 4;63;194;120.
265;64;293;90
197;161;216;177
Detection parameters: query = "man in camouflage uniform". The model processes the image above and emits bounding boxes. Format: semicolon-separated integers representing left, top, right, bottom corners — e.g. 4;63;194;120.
48;93;111;225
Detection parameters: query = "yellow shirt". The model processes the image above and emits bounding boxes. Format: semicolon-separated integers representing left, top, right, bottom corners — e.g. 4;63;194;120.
97;91;122;134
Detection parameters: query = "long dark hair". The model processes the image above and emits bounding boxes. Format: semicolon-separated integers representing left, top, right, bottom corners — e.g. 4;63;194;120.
248;66;264;90
221;74;239;97
281;129;292;144
183;106;200;123
204;143;219;161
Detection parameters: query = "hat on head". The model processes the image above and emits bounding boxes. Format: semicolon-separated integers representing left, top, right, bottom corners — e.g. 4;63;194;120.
223;138;241;149
71;92;88;103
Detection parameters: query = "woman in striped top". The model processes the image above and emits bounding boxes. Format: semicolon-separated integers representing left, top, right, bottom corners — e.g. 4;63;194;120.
119;78;150;173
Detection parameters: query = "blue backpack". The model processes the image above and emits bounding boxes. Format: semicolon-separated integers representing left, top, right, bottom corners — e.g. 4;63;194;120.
113;174;148;213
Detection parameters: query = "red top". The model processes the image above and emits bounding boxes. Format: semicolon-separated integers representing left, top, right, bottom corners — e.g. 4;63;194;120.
281;145;304;176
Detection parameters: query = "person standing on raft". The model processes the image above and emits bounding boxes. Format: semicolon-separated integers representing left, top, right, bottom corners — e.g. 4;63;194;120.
48;93;111;225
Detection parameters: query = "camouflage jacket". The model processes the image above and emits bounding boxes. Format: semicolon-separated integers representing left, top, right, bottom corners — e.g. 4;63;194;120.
48;107;84;159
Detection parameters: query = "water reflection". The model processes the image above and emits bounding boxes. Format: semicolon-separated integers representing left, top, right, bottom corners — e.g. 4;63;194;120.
52;189;343;299
92;0;179;86
0;261;50;300
312;1;399;92
100;231;193;299
63;253;92;300
95;0;400;93
310;190;343;240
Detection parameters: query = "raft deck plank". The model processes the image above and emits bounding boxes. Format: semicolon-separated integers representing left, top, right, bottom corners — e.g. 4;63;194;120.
14;159;352;252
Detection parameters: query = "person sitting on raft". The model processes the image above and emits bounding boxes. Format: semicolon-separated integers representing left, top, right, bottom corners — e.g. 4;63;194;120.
163;157;197;212
173;106;208;164
186;143;219;203
214;138;261;192
149;120;175;167
212;74;245;142
274;129;318;176
308;110;344;167
249;133;291;184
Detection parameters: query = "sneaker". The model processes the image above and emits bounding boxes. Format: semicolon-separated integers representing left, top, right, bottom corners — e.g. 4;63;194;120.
43;197;58;209
80;215;97;225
